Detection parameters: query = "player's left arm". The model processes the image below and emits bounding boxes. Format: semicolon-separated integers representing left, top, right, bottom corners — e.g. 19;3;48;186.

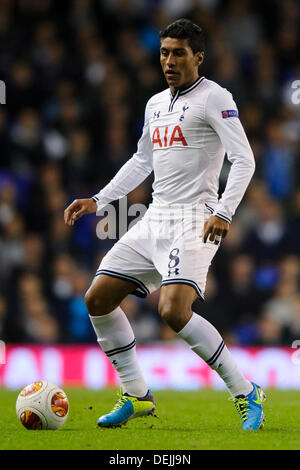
203;215;229;244
203;86;255;243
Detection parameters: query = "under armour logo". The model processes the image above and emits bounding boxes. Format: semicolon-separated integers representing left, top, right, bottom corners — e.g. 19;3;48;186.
153;110;160;119
168;267;179;277
179;105;189;121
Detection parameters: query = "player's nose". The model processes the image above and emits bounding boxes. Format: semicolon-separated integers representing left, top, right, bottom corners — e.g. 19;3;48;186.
166;53;176;67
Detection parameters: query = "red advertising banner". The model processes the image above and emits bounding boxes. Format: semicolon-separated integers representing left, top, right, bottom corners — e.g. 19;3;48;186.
0;344;299;390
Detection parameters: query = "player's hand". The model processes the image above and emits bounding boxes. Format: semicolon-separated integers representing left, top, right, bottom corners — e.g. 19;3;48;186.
64;198;97;226
203;215;229;244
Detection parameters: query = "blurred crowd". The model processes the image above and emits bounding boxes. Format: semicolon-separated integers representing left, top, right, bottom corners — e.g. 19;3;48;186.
0;0;300;347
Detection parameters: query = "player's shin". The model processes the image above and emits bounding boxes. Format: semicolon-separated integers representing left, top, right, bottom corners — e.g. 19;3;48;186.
89;308;148;397
177;312;252;397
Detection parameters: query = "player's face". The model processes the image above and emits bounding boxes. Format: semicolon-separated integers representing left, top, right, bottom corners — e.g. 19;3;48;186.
160;37;203;92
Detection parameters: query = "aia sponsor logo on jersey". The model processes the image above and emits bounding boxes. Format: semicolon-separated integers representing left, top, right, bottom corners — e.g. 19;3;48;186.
152;125;188;148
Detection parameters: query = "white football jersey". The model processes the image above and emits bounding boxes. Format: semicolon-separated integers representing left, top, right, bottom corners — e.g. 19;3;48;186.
93;76;255;223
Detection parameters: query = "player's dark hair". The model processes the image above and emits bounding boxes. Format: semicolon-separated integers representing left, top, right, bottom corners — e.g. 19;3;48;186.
159;18;205;55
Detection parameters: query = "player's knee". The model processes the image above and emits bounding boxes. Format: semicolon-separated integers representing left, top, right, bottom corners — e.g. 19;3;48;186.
84;286;107;316
158;300;180;324
84;288;97;315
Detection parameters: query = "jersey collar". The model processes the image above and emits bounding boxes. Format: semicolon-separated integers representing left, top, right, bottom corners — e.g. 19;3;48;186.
169;76;205;98
168;76;205;112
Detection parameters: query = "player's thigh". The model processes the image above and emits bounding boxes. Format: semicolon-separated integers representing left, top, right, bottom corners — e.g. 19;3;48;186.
85;274;137;316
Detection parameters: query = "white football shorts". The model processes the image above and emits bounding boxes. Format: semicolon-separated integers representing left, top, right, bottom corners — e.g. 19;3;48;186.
95;203;220;301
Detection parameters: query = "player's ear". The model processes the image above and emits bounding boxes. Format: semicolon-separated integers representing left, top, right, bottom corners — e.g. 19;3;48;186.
196;51;204;66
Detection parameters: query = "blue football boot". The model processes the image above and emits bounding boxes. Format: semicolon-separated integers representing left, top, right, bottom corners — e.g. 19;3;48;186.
231;382;266;430
97;389;156;428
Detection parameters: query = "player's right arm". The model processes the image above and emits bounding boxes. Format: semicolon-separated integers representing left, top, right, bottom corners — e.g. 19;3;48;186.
64;102;153;226
64;197;97;226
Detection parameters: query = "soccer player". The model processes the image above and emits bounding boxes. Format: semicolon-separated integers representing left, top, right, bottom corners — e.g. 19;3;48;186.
64;19;265;430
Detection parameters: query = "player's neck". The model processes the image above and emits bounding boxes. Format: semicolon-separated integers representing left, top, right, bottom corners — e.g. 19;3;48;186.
170;74;200;96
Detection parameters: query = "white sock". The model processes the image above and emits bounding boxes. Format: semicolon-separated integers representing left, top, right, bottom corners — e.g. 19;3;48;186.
177;312;253;397
89;307;148;397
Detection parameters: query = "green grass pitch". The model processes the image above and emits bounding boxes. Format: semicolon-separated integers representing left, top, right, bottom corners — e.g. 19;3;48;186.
1;387;299;450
